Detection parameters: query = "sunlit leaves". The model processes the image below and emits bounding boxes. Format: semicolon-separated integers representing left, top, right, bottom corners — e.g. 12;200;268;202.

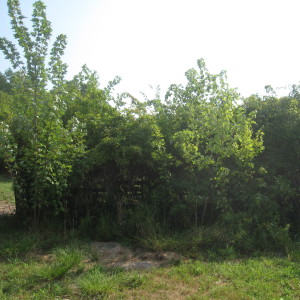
166;59;263;174
0;0;85;221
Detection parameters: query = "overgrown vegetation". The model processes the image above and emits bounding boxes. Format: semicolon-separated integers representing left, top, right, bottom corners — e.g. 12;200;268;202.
0;0;300;270
0;208;300;299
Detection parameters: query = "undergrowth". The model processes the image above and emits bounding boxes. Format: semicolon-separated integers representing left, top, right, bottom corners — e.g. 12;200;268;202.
1;177;300;299
1;211;300;299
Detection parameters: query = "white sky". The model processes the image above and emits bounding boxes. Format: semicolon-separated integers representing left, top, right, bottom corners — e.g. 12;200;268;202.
1;0;300;98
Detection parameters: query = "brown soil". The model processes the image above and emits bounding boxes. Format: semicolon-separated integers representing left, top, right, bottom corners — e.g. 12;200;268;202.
0;202;15;215
90;242;183;270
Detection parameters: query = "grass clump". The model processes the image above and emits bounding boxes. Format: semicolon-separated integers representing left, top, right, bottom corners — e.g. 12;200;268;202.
78;266;145;298
77;266;114;297
40;247;83;280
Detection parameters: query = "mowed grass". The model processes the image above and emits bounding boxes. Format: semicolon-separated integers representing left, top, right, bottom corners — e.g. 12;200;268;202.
1;178;300;299
0;175;14;204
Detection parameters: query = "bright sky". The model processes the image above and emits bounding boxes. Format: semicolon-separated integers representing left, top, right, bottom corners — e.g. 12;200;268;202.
1;0;300;98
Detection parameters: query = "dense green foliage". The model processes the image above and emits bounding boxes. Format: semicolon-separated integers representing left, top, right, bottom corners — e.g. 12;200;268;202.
0;0;85;223
0;0;300;253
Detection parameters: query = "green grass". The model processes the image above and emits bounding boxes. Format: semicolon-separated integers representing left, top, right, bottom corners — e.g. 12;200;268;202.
0;221;299;300
165;258;300;299
78;266;145;297
0;175;14;204
39;247;83;280
0;232;39;258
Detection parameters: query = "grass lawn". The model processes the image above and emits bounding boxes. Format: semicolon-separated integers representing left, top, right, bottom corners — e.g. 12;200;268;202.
1;177;300;299
0;176;14;204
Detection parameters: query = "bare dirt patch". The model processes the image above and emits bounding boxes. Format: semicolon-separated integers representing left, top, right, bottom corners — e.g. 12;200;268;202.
0;202;15;215
91;242;182;270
